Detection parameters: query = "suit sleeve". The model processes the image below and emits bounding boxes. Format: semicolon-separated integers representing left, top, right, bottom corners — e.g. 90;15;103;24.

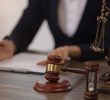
78;19;110;61
7;0;45;53
77;43;107;61
76;1;110;61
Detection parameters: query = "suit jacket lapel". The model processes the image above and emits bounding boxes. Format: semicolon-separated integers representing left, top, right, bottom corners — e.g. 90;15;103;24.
76;0;98;34
49;0;59;25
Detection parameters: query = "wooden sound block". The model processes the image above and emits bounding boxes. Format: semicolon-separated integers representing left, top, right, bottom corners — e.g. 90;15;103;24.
34;79;72;93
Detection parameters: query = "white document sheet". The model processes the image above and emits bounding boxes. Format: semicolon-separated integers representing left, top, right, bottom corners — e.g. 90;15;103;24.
0;52;47;74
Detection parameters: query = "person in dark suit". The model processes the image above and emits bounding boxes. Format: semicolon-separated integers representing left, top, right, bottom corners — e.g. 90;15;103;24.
0;0;110;63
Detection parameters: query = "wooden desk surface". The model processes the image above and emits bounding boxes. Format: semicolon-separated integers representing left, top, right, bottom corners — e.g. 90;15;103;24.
0;60;110;100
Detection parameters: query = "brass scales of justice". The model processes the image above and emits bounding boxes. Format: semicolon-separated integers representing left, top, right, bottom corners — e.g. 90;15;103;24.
33;0;110;100
90;0;110;94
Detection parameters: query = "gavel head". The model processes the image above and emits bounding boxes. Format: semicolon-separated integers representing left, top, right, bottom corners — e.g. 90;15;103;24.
34;55;72;92
45;55;62;82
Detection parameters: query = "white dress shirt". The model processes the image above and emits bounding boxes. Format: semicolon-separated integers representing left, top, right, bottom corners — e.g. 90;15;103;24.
58;0;87;37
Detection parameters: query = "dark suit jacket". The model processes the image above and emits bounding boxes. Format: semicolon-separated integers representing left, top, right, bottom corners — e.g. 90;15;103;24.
7;0;110;61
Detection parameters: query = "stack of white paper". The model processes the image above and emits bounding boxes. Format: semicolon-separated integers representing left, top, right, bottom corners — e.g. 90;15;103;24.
0;52;47;74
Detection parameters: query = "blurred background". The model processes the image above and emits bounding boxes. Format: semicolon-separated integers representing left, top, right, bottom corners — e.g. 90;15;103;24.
0;0;54;52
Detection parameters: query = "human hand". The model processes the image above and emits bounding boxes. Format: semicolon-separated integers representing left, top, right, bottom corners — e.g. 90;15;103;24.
37;46;70;65
37;45;81;65
48;46;70;64
0;40;16;60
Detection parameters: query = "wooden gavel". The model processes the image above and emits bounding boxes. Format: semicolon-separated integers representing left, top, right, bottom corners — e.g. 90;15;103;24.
34;55;99;100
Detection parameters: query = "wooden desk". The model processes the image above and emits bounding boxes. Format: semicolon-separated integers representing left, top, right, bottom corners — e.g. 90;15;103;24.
0;60;110;100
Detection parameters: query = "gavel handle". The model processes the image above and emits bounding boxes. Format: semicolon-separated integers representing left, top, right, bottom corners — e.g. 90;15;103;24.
62;67;86;74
